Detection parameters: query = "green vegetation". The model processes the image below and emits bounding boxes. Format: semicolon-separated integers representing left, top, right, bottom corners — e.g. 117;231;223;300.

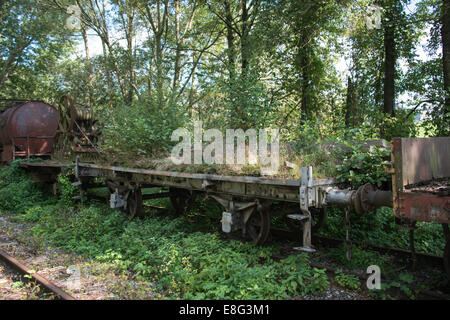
334;269;361;291
321;207;446;256
370;272;417;300
0;161;54;213
1;0;449;161
2;166;331;299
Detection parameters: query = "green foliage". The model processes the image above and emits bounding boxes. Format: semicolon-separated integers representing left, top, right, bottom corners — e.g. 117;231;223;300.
328;244;394;277
0;0;74;99
11;281;24;289
335;142;390;188
100;100;186;156
29;201;332;299
334;269;361;291
0;162;50;213
57;171;78;207
370;272;417;300
373;110;418;141
321;206;446;256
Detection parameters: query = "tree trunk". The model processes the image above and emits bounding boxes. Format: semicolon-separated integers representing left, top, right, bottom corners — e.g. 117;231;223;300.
240;0;249;79
299;48;310;119
345;76;356;127
383;5;396;116
102;41;113;108
442;0;450;116
81;26;94;105
224;0;235;79
172;0;181;93
155;31;163;109
125;4;135;105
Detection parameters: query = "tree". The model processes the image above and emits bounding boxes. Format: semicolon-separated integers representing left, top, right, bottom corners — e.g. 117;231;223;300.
0;0;72;97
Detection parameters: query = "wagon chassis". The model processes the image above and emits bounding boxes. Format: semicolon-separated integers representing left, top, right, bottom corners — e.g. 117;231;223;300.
18;137;450;276
69;158;394;250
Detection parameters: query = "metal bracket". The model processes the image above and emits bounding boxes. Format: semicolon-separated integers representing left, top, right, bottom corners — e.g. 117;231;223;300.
75;155;80;179
210;195;257;235
294;166;315;253
110;189;127;209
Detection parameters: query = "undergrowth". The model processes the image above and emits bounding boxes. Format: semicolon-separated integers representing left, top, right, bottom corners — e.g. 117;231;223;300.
0;163;446;299
1;165;329;300
320;207;445;256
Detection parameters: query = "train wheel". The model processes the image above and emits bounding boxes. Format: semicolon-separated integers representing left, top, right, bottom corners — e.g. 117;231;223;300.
169;188;196;215
126;188;143;218
107;181;143;219
246;208;270;245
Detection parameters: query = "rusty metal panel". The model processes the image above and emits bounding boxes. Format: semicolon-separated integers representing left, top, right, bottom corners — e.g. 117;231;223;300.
396;192;449;223
398;137;450;187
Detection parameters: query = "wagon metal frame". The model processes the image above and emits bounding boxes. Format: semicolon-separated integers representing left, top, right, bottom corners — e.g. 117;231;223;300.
18;137;450;275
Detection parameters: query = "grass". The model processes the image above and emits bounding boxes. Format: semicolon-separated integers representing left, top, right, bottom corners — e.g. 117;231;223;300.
13;201;333;299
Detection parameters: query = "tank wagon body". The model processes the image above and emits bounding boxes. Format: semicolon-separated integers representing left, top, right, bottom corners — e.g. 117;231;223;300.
0;95;100;162
0;100;58;161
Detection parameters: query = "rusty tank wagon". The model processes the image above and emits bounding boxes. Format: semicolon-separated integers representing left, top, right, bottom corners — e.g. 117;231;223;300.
0;95;100;162
0;100;58;161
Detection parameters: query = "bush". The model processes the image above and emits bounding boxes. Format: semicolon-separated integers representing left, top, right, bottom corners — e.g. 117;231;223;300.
99;100;186;156
0;161;52;213
335;141;390;189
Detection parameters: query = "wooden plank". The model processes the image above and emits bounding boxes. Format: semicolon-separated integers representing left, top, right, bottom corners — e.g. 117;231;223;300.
78;162;336;187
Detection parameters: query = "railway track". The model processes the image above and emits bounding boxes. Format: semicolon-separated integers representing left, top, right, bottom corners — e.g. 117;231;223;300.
270;227;444;266
314;235;444;267
269;229;450;299
0;248;76;300
307;261;450;300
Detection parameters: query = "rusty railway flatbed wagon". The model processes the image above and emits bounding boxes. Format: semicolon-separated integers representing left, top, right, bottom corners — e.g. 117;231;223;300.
18;137;450;274
20;158;393;250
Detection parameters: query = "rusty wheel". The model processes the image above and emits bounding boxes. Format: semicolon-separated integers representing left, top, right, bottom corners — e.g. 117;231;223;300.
107;181;143;219
169;188;196;215
126;187;143;218
58;94;76;134
246;208;270;245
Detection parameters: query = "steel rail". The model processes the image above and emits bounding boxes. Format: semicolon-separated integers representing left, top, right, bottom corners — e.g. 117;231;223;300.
0;248;76;300
270;228;444;266
314;235;444;266
308;261;450;300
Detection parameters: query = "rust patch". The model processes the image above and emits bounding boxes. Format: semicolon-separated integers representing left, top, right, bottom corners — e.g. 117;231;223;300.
396;192;450;223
